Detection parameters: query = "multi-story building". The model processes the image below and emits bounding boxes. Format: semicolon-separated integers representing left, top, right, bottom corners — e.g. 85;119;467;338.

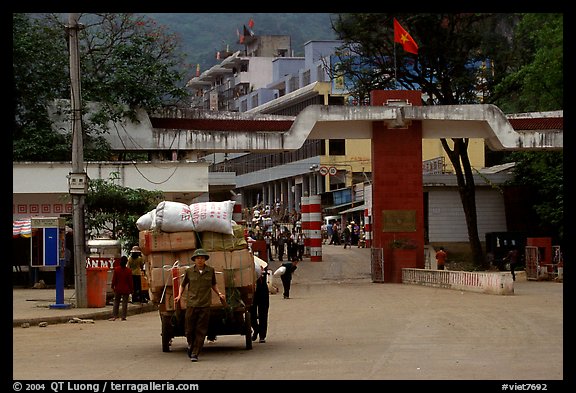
186;36;490;235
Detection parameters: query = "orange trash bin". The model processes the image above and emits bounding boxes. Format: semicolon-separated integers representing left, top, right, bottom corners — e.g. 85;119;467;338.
86;267;108;308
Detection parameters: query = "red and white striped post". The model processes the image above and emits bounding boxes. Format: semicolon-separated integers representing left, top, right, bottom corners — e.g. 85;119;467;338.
364;208;372;248
300;196;310;257
308;194;322;262
232;194;244;225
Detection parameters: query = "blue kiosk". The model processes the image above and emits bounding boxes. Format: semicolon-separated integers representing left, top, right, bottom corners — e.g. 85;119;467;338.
30;217;72;309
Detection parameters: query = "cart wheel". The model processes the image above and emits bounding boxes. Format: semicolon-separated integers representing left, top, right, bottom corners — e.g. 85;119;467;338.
161;315;173;352
244;310;253;350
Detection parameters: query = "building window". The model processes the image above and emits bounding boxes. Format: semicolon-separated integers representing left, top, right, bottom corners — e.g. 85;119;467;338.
328;139;346;156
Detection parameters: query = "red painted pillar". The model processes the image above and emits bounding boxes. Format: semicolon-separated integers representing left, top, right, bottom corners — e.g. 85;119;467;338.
232;194;244;225
370;90;425;283
363;208;371;248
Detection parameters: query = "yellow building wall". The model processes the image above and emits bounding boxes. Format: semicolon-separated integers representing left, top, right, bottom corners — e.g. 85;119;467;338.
320;138;485;189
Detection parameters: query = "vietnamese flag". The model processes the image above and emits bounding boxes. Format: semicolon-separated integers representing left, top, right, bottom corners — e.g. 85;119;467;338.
394;18;418;55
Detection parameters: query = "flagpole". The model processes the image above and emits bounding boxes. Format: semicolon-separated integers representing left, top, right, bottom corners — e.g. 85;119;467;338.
394;43;397;85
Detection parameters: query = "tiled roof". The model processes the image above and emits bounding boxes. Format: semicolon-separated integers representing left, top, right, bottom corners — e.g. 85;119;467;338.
508;117;563;131
149;117;293;132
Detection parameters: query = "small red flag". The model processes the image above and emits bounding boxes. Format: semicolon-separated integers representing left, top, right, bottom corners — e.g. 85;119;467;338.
248;18;254;29
394;18;418;55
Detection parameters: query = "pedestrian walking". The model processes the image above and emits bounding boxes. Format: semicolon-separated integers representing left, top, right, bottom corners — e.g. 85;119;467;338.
296;231;305;261
251;261;270;343
174;249;226;362
343;223;352;249
265;232;274;261
505;248;519;281
109;256;133;321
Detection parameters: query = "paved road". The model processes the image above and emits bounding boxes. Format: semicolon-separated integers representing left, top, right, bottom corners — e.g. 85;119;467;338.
12;245;564;386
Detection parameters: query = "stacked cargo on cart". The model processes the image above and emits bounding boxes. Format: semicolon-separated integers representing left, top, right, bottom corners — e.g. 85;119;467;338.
136;200;256;352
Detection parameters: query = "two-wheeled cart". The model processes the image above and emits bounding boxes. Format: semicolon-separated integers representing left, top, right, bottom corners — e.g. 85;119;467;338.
159;302;253;352
157;264;256;352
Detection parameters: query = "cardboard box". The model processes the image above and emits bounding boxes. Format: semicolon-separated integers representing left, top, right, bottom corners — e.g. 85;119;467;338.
222;265;257;287
150;266;189;290
139;230;197;254
207;248;254;270
206;251;232;271
146;252;178;269
200;225;247;251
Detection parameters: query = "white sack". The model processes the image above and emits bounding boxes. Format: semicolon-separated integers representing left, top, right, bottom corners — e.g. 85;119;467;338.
136;209;155;231
273;266;286;276
188;200;235;235
153;201;194;232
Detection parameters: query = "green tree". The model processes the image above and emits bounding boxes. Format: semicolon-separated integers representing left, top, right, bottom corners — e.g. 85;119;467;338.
491;14;563;242
505;151;563;240
331;13;521;268
13;13;71;161
491;13;563;113
84;173;164;253
13;13;190;162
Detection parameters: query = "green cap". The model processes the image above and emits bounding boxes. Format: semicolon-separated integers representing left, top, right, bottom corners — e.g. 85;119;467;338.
191;248;210;261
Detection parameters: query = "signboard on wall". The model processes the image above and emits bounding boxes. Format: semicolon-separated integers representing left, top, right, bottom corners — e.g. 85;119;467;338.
382;210;416;232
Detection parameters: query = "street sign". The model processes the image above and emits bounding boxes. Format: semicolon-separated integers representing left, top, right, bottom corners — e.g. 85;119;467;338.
319;166;329;176
328;166;338;176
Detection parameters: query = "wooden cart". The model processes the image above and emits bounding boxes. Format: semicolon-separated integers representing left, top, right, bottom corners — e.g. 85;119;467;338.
158;274;255;352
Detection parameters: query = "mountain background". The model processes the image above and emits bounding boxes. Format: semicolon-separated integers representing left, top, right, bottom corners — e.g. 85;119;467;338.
139;13;338;80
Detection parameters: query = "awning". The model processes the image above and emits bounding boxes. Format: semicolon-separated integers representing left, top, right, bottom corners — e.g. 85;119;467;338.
13;220;32;238
323;201;354;211
340;204;366;214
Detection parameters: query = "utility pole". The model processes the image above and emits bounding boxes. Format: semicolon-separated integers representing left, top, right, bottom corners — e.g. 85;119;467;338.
67;13;88;307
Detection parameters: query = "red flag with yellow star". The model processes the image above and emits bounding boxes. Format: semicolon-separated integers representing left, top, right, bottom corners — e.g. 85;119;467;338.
394;18;418;55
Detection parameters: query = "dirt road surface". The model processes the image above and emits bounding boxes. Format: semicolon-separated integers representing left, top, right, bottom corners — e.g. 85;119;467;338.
12;246;564;387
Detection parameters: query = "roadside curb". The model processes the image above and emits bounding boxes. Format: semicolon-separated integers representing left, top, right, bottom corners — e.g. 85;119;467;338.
13;303;157;328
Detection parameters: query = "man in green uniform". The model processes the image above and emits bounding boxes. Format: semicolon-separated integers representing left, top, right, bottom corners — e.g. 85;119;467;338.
174;249;226;362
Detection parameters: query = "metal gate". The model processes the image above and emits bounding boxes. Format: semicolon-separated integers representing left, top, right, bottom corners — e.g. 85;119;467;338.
371;247;384;283
525;246;540;280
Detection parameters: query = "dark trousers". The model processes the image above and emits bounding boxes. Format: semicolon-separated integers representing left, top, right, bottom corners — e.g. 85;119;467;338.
131;275;142;302
298;245;304;260
250;299;269;340
266;244;274;261
185;306;211;357
510;262;517;281
112;293;129;319
280;273;292;298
